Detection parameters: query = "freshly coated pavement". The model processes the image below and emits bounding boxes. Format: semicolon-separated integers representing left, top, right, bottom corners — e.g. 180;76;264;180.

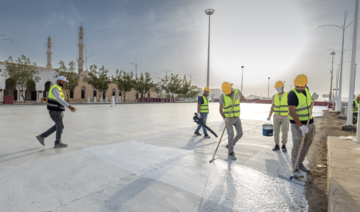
0;103;326;211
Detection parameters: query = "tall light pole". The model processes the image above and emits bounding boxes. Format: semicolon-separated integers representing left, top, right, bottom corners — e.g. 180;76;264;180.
130;59;142;101
330;51;336;102
241;66;244;94
268;77;270;99
186;74;196;82
319;11;355;111
205;8;215;87
346;0;359;127
83;50;95;102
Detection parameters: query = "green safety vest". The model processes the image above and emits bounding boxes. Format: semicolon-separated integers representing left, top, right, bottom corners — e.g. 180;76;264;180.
289;87;313;121
223;89;241;118
273;92;289;116
199;95;209;114
353;100;359;114
47;84;65;111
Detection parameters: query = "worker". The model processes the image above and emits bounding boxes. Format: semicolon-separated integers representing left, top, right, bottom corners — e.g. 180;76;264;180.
219;82;248;160
194;87;211;138
352;95;360;124
267;81;289;152
111;93;116;107
288;74;318;178
36;76;77;148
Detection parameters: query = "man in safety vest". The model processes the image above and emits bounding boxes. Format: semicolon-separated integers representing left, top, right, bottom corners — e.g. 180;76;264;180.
219;82;248;160
288;74;318;178
352;95;360;124
36;76;77;148
194;87;211;138
267;81;289;152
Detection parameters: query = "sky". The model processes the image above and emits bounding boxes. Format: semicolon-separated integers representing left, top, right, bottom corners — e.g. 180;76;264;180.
0;0;359;98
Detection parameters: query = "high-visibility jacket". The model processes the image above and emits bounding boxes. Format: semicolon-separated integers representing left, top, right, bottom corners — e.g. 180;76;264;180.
273;92;289;116
289;87;313;121
223;89;241;118
47;84;65;111
199;95;209;114
353;100;359;113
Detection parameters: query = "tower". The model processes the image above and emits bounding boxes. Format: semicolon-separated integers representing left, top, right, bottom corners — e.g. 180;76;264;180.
77;24;84;74
46;36;52;69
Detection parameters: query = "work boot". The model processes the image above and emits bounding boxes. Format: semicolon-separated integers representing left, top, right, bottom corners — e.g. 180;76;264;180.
36;135;45;146
204;134;210;139
272;144;280;151
281;145;287;152
299;163;310;173
225;144;228;149
194;132;202;136
293;169;304;178
228;152;236;160
54;143;68;148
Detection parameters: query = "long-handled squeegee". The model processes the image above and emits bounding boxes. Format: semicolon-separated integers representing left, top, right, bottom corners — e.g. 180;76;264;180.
278;100;315;186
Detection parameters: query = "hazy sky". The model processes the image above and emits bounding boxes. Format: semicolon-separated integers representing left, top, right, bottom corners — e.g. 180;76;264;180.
0;0;359;97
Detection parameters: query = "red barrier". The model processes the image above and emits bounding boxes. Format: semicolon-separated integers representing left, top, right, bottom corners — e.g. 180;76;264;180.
3;96;14;104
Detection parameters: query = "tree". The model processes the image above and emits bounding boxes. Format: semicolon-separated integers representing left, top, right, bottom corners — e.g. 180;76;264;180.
54;60;79;102
152;79;163;97
112;70;134;102
136;72;154;97
0;55;40;103
86;64;111;100
188;85;202;98
167;73;182;98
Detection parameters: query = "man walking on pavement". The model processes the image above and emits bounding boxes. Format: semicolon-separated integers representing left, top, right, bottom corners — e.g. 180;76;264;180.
288;74;318;178
219;82;248;160
352;95;360;124
267;81;289;152
194;87;211;138
36;76;77;148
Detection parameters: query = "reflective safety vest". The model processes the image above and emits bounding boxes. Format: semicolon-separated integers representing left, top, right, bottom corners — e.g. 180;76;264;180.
353;100;359;114
273;92;289;116
199;95;209;114
289;87;313;121
223;89;241;118
47;84;65;111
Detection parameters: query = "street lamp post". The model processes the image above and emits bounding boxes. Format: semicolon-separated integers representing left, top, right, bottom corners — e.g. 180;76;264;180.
205;8;215;87
330;51;336;102
268;77;270;99
163;68;171;97
241;66;244;94
130;59;142;102
186;74;196;82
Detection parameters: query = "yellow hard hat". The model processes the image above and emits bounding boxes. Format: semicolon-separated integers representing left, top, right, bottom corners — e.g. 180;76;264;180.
294;74;308;86
204;87;210;92
274;81;284;89
221;82;232;94
357;94;360;98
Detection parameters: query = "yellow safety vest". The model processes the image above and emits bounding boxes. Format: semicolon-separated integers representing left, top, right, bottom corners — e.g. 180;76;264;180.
353;100;359;114
47;84;65;111
223;89;241;118
289;87;313;121
273;92;289;116
199;95;209;114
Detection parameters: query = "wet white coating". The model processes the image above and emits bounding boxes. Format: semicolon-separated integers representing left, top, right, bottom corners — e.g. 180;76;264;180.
0;103;324;211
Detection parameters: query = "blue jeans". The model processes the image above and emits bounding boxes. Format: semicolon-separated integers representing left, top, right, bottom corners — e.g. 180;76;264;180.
195;113;208;135
41;111;64;145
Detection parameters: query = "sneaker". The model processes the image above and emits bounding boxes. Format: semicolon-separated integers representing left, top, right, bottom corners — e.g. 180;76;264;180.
281;145;287;152
299;163;310;173
204;134;210;139
36;135;45;146
194;132;202;136
272;144;280;151
54;143;68;148
293;169;304;178
228;152;237;160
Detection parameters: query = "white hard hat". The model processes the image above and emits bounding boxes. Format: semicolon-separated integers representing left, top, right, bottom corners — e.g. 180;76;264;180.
57;76;69;82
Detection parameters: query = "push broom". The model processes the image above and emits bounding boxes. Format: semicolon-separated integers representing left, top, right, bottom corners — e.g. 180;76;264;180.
278;99;315;186
209;94;237;163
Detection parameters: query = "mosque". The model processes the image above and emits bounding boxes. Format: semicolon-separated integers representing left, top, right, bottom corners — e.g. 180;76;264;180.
0;25;157;103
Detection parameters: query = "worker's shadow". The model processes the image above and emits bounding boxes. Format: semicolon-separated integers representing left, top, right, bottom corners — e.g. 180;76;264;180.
0;147;57;164
182;136;217;150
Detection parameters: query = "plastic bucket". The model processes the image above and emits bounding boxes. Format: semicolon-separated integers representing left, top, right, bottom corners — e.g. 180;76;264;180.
262;124;274;136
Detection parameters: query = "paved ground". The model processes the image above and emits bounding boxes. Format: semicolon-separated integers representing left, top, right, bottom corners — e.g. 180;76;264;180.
0;103;326;211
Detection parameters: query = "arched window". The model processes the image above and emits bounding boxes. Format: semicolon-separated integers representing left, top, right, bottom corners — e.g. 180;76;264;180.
119;91;122;96
103;91;106;99
70;90;74;99
148;91;150;97
112;89;116;96
93;89;97;97
81;87;85;99
136;92;139;99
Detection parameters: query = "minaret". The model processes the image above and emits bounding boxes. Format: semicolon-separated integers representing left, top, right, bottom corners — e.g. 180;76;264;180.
46;36;52;69
77;24;84;74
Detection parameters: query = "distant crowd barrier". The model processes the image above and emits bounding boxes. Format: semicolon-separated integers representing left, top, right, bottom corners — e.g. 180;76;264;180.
3;96;14;104
137;97;176;103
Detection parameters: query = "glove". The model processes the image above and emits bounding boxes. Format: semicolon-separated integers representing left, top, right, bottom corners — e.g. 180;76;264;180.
267;116;271;121
197;113;202;119
299;125;309;136
312;92;319;100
